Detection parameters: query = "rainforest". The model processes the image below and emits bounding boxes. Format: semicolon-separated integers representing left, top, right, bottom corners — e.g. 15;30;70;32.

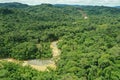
0;2;120;80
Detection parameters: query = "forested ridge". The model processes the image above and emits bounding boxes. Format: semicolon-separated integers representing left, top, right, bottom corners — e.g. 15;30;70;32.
0;3;120;80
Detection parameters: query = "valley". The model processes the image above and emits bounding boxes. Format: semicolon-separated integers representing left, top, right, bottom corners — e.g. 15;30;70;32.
0;3;120;80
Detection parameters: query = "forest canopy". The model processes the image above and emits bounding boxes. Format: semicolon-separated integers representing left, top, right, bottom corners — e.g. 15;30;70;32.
0;3;120;80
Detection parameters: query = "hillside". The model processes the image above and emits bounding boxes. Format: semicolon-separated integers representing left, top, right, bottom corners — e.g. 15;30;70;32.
0;3;120;80
115;6;120;8
0;2;29;8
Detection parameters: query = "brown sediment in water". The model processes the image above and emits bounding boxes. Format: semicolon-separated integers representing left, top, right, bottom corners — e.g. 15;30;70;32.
0;41;60;71
27;41;60;71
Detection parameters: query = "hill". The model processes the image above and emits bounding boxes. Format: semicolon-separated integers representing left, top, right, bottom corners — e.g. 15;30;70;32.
115;6;120;8
0;2;29;8
0;3;120;80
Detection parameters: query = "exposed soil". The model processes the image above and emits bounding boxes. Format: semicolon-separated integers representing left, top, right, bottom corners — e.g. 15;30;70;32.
0;41;61;71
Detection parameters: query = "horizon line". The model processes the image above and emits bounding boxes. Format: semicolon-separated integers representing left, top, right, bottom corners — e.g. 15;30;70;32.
0;2;119;7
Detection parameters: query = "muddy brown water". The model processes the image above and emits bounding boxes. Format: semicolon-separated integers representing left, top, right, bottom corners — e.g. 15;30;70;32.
27;59;54;66
0;41;61;71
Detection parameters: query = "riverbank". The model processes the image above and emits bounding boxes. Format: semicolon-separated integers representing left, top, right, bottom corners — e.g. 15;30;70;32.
0;41;61;71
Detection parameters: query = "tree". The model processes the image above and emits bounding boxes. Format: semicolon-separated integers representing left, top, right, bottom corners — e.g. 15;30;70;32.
11;42;38;60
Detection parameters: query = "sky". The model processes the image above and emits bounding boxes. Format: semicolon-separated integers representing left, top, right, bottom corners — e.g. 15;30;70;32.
0;0;120;6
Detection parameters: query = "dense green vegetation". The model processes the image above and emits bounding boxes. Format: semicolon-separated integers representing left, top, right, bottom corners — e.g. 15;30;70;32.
0;2;28;8
0;3;120;80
